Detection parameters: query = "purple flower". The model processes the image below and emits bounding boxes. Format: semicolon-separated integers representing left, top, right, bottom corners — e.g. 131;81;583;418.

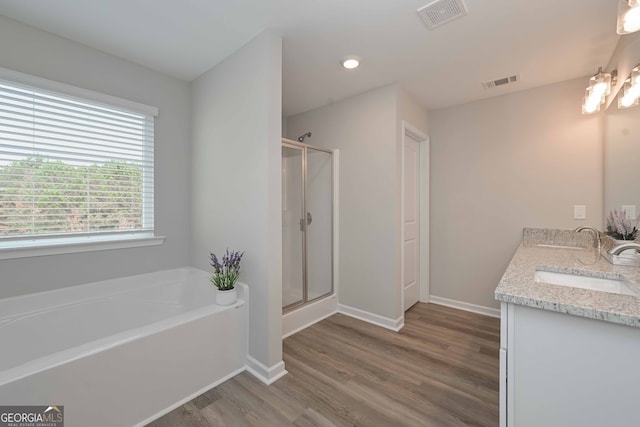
606;209;639;240
209;253;221;271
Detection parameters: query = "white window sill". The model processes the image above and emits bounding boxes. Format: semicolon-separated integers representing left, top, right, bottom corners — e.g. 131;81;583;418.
0;234;165;260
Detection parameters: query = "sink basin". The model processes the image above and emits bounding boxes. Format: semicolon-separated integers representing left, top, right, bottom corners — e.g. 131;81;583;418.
534;270;636;296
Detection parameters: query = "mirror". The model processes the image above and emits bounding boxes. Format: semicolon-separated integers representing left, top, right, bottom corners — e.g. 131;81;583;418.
604;29;640;225
604;84;640;221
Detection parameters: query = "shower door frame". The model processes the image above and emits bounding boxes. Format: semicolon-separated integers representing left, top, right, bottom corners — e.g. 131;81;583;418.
282;138;334;313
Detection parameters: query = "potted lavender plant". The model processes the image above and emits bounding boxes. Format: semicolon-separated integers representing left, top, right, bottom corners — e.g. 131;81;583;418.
209;249;244;306
604;209;639;257
605;210;638;241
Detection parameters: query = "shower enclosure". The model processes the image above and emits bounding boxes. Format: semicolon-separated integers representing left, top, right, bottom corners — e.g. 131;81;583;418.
282;139;333;312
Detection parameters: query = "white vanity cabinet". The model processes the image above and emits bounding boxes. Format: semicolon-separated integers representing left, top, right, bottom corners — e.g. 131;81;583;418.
499;302;640;427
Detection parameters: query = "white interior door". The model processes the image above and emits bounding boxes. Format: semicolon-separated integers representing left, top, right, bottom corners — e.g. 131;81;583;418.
403;135;420;311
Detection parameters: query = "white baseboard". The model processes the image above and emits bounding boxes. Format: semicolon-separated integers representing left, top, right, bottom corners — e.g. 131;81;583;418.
283;295;338;338
427;295;500;318
246;356;288;385
135;366;245;427
337;304;404;331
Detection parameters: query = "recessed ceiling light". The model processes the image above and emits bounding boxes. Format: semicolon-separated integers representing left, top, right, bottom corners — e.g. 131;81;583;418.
341;58;360;70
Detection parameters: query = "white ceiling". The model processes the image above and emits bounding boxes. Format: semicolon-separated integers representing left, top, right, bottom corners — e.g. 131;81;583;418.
0;0;620;116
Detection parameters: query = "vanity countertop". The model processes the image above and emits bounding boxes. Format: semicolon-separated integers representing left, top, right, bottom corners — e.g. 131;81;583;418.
495;230;640;328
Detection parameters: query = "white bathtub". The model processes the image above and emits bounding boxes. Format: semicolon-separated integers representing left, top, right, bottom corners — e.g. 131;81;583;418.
0;267;248;427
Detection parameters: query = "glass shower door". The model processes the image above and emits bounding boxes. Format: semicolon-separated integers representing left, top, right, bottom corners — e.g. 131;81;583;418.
282;144;305;309
306;148;333;302
282;141;334;313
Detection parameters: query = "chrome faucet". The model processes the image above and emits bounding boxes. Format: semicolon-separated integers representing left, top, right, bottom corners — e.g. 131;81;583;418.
610;242;640;256
575;226;601;250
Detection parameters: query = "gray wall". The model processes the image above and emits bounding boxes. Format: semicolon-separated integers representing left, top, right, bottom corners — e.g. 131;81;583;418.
190;33;283;367
0;17;191;298
429;77;604;309
287;85;428;321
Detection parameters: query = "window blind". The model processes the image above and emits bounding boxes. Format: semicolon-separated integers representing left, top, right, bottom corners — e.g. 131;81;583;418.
0;79;154;242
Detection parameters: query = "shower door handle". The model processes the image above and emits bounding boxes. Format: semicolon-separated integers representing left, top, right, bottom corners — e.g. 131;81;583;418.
299;213;312;231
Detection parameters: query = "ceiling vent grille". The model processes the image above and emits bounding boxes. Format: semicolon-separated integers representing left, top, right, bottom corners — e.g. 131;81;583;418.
417;0;468;30
482;75;519;89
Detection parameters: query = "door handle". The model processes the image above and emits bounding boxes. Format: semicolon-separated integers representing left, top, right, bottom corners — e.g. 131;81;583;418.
299;218;305;231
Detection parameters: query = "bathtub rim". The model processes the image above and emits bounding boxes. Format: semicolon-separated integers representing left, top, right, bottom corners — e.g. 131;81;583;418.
0;267;209;321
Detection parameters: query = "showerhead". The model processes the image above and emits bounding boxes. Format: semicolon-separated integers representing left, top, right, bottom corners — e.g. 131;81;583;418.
297;132;312;142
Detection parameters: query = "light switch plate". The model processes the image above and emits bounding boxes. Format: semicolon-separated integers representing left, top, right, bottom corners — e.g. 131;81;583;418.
622;205;637;220
574;205;586;220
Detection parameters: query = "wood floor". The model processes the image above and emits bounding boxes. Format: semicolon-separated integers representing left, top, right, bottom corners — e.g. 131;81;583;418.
147;303;500;427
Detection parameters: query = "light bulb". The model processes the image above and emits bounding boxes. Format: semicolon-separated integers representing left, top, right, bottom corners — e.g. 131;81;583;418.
620;94;636;107
631;66;640;86
626;86;640;104
624;7;640;32
583;90;602;114
618;0;640;34
341;58;360;70
591;82;608;98
618;79;640;109
583;100;600;114
589;69;612;98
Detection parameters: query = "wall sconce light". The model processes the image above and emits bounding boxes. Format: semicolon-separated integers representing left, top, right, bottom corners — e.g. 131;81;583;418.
619;65;640;108
582;67;612;114
617;0;640;34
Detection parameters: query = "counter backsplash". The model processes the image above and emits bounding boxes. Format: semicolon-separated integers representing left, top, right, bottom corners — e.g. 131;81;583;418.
522;227;597;248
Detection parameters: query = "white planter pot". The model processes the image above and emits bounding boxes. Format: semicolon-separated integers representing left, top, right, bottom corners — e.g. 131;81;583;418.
216;288;238;306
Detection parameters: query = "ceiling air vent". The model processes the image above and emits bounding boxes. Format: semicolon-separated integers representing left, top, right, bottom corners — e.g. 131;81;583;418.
482;75;519;90
417;0;468;30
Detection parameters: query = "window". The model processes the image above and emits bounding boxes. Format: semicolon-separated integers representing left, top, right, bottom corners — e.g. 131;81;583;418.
0;68;161;257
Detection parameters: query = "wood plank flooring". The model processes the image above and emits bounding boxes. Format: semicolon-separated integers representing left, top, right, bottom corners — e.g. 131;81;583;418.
147;303;500;427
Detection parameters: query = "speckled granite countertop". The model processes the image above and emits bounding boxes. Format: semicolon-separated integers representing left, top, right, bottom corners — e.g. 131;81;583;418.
495;229;640;328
